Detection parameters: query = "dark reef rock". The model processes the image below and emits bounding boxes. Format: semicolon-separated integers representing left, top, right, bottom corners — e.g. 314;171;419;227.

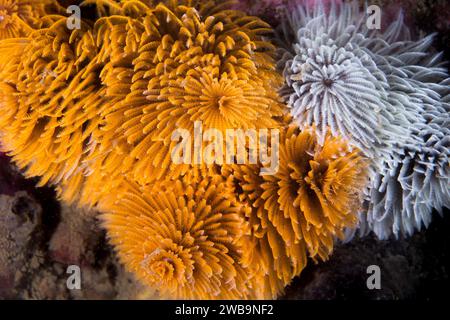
281;211;450;300
0;155;148;299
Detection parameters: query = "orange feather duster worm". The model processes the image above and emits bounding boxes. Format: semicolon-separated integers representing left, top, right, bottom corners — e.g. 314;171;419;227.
0;18;119;205
0;0;285;206
0;0;62;39
99;124;367;299
99;174;265;299
85;0;285;187
222;124;368;298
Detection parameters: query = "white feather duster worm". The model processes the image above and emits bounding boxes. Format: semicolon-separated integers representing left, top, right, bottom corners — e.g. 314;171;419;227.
278;0;450;239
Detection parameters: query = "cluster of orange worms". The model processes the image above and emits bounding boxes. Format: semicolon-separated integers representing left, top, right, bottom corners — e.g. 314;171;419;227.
0;0;368;299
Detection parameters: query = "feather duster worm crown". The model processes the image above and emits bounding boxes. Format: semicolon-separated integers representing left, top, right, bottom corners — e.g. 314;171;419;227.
0;0;63;39
0;18;120;206
99;174;262;300
0;0;287;206
277;0;450;239
0;0;285;206
278;0;435;166
365;108;450;239
86;0;285;187
222;124;368;298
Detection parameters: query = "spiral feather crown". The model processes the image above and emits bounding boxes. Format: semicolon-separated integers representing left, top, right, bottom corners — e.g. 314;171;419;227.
278;0;450;239
223;123;367;297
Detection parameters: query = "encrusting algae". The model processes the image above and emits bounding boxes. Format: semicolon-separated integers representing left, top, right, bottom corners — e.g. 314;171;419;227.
0;0;369;299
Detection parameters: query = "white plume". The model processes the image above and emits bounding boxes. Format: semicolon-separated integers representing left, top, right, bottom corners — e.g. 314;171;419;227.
278;0;450;239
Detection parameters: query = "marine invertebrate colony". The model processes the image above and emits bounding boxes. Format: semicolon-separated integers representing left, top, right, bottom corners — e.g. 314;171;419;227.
100;123;367;299
0;0;286;208
0;0;284;205
279;0;450;238
0;0;292;299
222;123;367;298
2;0;446;300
